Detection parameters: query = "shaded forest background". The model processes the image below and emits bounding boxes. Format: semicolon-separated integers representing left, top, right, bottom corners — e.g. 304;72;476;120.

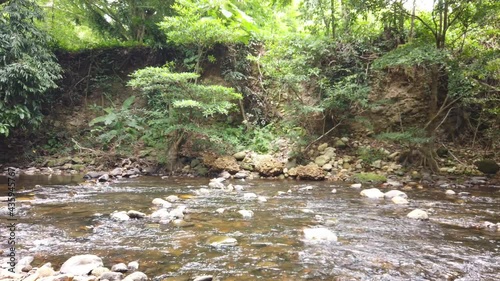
0;0;498;173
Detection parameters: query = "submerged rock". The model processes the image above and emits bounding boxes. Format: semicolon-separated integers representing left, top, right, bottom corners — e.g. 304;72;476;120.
59;255;103;276
206;236;238;247
303;227;337;242
407;209;429;220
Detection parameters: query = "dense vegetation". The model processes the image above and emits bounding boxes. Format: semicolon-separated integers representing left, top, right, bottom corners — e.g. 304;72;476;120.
1;0;498;171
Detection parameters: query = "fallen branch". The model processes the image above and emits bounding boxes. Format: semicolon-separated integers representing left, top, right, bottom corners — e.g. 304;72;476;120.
304;120;343;151
71;138;99;155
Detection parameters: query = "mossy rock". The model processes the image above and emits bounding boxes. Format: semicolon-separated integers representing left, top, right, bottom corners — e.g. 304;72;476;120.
474;159;499;175
354;172;387;183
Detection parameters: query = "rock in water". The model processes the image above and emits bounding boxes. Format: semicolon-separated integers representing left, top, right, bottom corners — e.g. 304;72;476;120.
122;271;147;281
474;159;499;175
59;255;103;276
99;272;123;281
206;236;238;247
360;188;385;199
193;276;213;281
392;196;409;204
384;190;408;199
127;261;139;272
238;210;254;218
303;228;337;242
407;209;429;220
111;263;128;273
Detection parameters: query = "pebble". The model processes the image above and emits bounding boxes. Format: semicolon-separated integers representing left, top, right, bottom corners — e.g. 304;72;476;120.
351;183;362;189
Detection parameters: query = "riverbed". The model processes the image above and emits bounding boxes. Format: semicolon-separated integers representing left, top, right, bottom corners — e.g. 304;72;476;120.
1;175;499;280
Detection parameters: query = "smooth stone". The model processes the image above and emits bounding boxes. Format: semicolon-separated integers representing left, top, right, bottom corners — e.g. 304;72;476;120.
37;265;55;278
303;227;337;242
350;183;362;189
111;263;128;273
122;271;147;281
243;192;258;199
152;198;172;208
445;190;456;195
150;209;171;221
99;272;122;281
360;188;385;199
90;267;109;277
331;189;337;194
257;196;267;202
384;190;408;199
206;236;238;247
407;209;429;220
233;171;248;179
127;210;146;219
392;196;409;204
215;208;225;214
169;206;187;219
208;181;225;189
127;261;139;272
165;195;180;202
385;179;403;187
192;276;213;281
110;211;130;221
59;255;103;276
233;151;247;161
238;210;254;218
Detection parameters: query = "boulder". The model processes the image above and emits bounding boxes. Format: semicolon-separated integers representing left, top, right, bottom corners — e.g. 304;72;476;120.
295;163;325;181
211;156;240;174
360;188;385;199
474;159;499;174
254;155;284;177
59;255;103;276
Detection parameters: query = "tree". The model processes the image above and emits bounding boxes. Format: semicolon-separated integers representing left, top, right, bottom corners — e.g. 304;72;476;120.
0;0;62;136
63;0;174;44
128;65;242;168
158;0;256;74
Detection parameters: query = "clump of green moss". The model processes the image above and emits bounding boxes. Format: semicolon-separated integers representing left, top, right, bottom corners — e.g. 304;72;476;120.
354;172;387;183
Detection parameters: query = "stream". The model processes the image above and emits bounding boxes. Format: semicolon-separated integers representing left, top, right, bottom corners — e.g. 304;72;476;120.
1;174;499;280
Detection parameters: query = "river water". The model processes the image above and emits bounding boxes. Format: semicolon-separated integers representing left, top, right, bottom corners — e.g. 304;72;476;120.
0;174;499;280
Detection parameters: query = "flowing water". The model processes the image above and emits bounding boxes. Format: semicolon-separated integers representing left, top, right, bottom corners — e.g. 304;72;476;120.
1;175;499;280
